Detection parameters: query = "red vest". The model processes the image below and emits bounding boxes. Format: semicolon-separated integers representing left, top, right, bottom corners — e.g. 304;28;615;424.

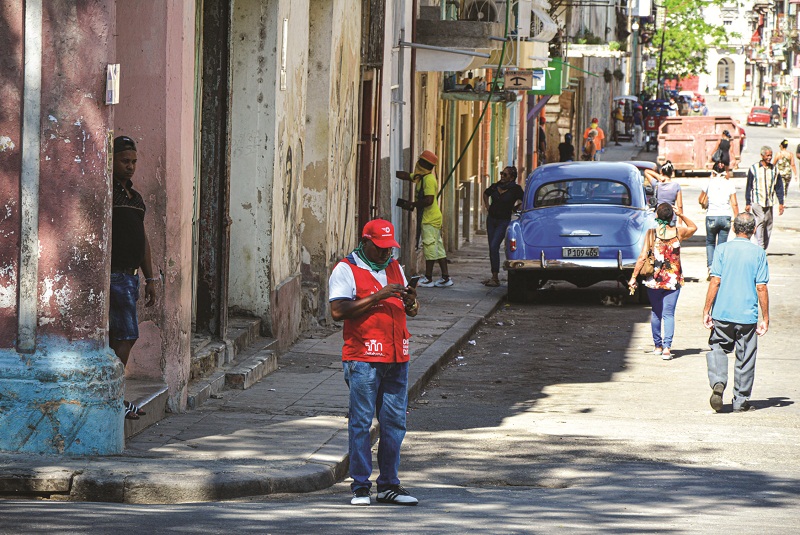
339;257;410;363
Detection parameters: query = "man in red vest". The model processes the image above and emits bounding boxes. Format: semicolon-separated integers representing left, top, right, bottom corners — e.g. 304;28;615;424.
329;219;420;506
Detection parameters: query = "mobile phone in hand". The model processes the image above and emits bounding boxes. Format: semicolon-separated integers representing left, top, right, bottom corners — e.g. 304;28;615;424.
408;275;421;288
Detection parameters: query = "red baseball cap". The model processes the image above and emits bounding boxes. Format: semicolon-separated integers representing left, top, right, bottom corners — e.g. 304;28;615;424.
362;219;400;248
591;117;599;123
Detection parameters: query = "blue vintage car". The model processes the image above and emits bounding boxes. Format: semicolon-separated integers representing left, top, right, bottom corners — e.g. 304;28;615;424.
504;162;655;302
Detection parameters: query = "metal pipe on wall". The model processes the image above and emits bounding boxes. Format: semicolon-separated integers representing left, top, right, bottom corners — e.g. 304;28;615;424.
18;0;43;353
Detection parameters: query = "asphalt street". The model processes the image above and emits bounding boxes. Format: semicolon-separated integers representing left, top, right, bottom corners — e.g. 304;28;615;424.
1;98;798;534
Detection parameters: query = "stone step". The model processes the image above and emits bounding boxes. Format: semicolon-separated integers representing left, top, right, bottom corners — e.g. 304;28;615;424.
124;379;168;440
186;369;227;410
189;340;227;382
225;338;278;390
227;316;262;357
187;336;278;408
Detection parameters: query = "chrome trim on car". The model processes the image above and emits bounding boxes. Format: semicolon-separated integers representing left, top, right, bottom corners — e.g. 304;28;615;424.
504;259;638;270
617;250;623;270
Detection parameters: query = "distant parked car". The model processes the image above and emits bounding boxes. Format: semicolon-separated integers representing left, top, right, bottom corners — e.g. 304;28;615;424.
504;162;655;303
747;106;772;126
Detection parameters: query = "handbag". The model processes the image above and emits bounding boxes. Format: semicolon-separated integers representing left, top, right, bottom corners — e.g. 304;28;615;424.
639;230;656;277
711;148;724;163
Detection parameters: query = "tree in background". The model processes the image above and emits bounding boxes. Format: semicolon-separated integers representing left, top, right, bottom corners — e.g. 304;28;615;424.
642;0;733;96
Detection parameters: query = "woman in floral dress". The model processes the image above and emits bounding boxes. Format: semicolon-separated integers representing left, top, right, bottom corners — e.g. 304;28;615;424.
628;203;698;360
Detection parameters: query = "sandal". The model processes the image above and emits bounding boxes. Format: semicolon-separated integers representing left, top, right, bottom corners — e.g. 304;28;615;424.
124;404;140;420
124;400;147;418
483;279;500;287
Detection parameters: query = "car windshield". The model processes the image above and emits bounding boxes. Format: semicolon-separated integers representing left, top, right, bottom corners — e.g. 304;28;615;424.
534;179;632;208
752;108;770;115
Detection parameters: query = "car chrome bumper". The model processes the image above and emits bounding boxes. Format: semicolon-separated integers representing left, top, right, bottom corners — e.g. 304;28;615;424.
504;250;636;271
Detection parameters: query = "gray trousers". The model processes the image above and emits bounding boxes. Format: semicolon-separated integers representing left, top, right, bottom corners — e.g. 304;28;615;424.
706;320;758;410
751;204;773;250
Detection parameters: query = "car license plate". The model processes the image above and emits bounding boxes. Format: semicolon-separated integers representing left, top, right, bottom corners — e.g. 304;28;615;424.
562;247;599;258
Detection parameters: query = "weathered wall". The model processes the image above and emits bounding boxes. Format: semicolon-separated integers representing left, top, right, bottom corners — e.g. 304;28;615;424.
0;3;22;348
115;1;195;408
228;0;308;347
379;0;413;232
302;0;361;325
0;0;124;455
229;0;276;321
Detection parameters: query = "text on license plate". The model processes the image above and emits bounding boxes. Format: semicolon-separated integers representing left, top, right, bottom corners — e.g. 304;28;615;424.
562;247;599;258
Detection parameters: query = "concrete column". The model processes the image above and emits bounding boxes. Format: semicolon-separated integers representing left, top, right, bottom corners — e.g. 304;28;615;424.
0;0;124;455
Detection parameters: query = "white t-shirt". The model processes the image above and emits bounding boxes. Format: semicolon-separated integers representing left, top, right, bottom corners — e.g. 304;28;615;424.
702;176;737;217
328;254;408;301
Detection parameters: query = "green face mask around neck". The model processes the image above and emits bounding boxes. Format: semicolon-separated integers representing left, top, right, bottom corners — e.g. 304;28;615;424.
354;242;392;272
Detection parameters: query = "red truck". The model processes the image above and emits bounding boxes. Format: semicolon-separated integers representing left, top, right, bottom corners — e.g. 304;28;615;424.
657;116;742;174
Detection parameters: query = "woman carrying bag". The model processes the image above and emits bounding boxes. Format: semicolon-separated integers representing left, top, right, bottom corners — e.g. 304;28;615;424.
628;203;697;360
698;161;739;281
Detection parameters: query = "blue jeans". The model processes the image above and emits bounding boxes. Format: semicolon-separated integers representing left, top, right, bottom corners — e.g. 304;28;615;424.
343;360;408;491
486;216;511;274
705;216;731;267
109;273;140;341
646;287;681;349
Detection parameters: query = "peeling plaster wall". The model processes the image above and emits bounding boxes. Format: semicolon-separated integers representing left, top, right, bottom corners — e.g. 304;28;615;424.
229;0;277;321
378;1;412;226
0;0;124;455
229;0;308;346
37;1;113;344
0;3;22;348
115;1;195;408
302;0;361;323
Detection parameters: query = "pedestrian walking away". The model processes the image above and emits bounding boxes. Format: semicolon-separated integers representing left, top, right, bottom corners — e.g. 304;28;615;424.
772;139;796;198
698;161;739;280
328;219;420;506
703;212;770;413
709;129;733;169
745;146;785;250
582;118;605;160
644;161;683;224
628;203;697;360
396;150;454;287
109;136;159;421
558;133;575;162
482;166;524;287
633;106;643;148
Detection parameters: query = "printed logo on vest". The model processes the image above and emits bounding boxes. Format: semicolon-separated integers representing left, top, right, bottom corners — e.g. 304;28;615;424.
402;338;409;356
365;339;384;356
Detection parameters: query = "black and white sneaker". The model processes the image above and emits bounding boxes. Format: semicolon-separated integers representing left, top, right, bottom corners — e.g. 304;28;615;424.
350;487;371;506
376;485;418;505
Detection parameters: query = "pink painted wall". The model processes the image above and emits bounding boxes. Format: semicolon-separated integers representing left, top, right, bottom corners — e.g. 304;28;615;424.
115;1;195;408
36;1;114;345
0;4;22;348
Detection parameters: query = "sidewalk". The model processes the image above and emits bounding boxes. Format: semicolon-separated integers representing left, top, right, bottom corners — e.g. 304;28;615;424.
0;242;506;504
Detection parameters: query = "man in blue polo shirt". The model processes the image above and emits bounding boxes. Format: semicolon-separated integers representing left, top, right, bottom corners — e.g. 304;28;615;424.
702;212;770;413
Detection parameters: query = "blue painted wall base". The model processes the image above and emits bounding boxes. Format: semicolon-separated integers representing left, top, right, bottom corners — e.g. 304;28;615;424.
0;337;125;455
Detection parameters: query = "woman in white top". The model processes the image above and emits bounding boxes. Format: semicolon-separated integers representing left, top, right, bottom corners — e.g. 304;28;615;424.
698;161;739;280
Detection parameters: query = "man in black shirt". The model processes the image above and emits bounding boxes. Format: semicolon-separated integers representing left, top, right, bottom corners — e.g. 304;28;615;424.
110;136;157;420
482;166;524;287
558;133;575;162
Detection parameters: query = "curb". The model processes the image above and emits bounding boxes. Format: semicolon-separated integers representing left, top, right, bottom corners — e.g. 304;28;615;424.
0;287;507;504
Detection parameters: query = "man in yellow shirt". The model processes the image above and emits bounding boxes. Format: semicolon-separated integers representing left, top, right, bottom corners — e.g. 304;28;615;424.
397;150;453;287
